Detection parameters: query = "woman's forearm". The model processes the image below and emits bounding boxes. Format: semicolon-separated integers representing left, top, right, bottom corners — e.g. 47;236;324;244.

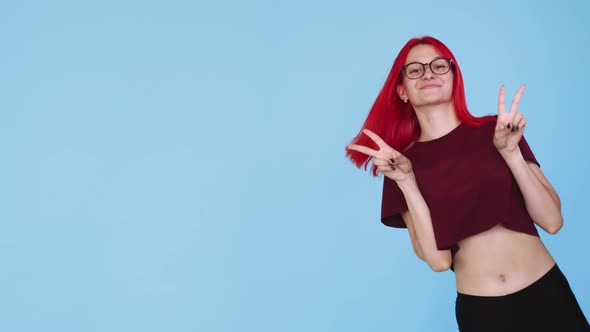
398;175;452;271
501;148;563;233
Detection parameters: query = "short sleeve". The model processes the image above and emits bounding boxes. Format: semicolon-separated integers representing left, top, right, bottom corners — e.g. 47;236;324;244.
519;135;540;167
381;176;408;228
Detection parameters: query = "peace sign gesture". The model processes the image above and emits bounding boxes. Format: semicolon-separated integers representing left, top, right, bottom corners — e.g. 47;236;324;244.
494;85;527;155
347;129;414;183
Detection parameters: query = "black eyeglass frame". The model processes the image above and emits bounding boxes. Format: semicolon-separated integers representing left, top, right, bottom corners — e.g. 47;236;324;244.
401;58;454;79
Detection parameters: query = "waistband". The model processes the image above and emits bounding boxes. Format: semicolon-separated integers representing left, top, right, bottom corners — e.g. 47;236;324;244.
456;263;560;300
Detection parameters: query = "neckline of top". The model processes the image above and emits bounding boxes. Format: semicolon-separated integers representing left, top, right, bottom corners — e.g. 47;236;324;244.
414;122;466;145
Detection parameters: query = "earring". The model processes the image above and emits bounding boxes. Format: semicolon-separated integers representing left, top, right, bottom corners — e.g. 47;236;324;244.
403;97;408;103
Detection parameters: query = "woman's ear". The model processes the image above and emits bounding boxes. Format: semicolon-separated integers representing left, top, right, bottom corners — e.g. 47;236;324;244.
397;85;408;103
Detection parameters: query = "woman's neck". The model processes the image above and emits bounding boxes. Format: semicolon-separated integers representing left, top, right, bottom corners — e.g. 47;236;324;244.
414;103;460;142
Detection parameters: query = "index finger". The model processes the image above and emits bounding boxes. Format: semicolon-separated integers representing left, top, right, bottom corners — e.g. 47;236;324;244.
362;129;389;149
498;85;506;115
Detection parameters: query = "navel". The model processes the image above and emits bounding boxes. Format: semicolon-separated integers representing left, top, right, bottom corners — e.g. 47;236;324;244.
498;274;506;282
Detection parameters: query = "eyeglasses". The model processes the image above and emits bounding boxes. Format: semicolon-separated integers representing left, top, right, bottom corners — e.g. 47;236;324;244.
401;58;453;79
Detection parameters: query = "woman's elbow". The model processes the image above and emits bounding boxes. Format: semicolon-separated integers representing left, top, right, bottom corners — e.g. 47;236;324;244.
546;216;564;234
426;251;452;272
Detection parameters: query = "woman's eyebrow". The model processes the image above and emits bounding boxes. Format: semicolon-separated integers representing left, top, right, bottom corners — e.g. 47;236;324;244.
407;56;443;64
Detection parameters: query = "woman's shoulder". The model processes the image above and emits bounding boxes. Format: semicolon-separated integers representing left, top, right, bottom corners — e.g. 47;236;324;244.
467;115;497;129
463;116;497;138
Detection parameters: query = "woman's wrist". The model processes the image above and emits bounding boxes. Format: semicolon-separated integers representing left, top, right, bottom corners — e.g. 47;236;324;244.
499;146;524;165
396;172;418;193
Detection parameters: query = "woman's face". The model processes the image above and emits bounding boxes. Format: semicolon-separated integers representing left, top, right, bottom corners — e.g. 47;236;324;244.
397;44;454;108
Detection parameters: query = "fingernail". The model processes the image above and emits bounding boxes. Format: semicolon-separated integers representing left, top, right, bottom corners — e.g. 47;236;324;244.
507;123;511;129
515;126;520;131
391;166;396;170
511;127;516;132
389;158;395;164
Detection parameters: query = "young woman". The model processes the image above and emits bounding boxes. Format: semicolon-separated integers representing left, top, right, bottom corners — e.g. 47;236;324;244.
345;36;589;331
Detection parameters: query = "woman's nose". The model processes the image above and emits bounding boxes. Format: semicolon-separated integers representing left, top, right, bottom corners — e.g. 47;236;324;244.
422;66;435;79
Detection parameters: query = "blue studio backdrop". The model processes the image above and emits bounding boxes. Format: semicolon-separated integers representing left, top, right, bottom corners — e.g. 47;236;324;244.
0;1;588;331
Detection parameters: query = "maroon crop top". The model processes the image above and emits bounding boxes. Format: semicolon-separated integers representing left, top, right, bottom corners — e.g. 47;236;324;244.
381;117;540;271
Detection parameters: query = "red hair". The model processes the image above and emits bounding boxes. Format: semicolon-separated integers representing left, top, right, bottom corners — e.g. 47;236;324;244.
345;36;495;176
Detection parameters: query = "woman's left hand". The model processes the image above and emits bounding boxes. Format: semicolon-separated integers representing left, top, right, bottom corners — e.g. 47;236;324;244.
494;84;527;155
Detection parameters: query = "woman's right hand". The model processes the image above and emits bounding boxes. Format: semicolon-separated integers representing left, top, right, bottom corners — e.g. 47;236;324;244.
347;129;414;183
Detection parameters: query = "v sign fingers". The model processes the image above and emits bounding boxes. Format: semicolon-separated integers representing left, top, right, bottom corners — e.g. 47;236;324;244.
497;84;525;128
347;129;402;159
494;84;528;155
347;128;415;183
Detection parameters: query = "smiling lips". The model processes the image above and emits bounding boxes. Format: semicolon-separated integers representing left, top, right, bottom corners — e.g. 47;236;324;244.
420;84;441;89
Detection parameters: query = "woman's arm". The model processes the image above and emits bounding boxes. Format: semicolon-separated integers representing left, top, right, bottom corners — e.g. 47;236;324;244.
494;85;563;234
347;129;451;272
398;175;453;272
501;151;563;234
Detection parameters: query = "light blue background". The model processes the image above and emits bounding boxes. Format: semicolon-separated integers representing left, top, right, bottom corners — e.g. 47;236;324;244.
0;0;588;331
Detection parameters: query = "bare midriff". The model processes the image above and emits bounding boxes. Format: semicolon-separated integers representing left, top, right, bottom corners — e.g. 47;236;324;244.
453;223;556;296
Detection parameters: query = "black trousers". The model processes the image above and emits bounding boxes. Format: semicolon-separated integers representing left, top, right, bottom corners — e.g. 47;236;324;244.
455;264;589;332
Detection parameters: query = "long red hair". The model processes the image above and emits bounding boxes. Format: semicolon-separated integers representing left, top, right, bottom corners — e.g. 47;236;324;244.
346;36;494;176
